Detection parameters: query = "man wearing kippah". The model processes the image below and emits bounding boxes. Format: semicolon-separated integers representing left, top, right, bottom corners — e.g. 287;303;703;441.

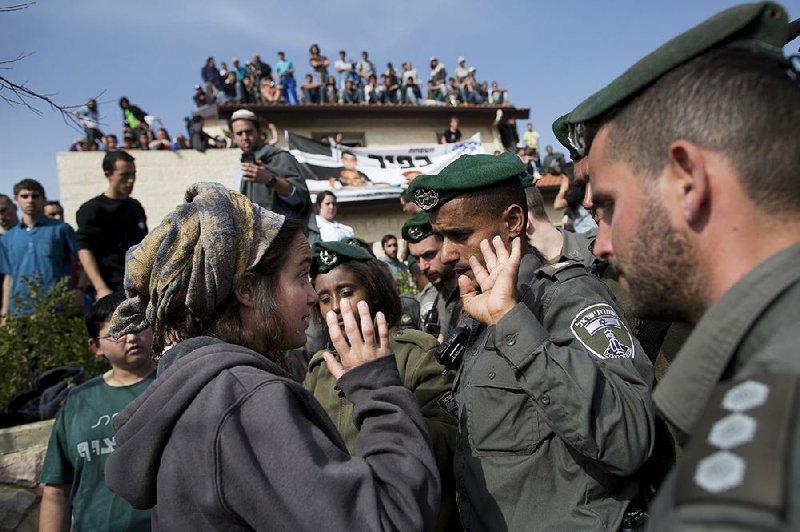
230;109;315;235
562;3;800;528
402;211;461;337
406;152;655;530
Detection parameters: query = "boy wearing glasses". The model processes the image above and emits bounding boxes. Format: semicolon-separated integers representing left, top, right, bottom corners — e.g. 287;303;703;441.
38;293;156;531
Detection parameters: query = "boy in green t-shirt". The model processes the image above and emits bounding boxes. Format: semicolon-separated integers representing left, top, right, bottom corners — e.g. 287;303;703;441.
38;293;156;531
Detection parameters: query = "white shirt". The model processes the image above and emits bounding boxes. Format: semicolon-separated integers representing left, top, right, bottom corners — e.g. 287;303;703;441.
316;215;355;242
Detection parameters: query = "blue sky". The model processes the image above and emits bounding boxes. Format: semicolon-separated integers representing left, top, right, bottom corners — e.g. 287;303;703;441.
1;0;798;199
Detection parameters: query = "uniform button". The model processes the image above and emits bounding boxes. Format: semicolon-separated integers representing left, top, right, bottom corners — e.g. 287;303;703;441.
505;334;516;346
540;394;551;405
488;371;496;380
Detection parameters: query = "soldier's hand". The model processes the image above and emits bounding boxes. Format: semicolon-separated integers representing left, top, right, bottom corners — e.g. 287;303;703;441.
459;236;521;326
323;298;391;380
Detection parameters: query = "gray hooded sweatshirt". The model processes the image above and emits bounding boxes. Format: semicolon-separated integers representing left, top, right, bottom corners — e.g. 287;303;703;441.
105;337;440;531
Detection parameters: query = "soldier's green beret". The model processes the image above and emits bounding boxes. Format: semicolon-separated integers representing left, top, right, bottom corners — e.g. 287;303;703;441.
552;114;583;161
520;174;535;189
401;212;436;243
340;236;374;256
406;152;527;211
565;2;789;157
311;240;372;276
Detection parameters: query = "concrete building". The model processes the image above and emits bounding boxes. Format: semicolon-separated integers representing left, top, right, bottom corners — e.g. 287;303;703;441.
57;103;551;245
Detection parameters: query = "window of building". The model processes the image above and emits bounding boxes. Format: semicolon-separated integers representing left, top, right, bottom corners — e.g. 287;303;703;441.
312;131;365;147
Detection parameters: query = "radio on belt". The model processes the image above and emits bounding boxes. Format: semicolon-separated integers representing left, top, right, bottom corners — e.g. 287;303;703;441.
436;325;470;371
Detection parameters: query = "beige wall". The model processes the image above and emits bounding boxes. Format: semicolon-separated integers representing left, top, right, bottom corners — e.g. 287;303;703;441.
57;150;241;230
57;151;563;245
57;111;550;244
336;199;409;249
57;150;412;243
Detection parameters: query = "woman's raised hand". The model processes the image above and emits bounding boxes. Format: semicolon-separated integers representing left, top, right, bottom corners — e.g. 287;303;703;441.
323;298;392;380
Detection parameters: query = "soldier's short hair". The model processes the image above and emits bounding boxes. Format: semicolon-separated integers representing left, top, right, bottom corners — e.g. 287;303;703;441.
525;185;549;222
458;179;529;229
602;47;800;214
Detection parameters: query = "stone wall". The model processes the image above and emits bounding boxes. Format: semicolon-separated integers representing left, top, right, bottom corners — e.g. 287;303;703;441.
0;420;53;532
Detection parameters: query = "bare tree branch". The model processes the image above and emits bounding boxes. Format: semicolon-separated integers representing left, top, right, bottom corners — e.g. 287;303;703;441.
0;2;35;13
0;52;33;67
0;1;102;134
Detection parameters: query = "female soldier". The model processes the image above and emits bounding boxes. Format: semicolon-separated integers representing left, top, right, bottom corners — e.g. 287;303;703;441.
305;240;460;532
104;182;439;531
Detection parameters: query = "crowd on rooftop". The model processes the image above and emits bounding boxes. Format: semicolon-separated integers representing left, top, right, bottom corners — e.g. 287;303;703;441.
69;97;240;153
196;46;510;107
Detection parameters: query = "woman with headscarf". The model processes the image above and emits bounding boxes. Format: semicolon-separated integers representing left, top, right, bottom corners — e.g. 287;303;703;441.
103;182;439;530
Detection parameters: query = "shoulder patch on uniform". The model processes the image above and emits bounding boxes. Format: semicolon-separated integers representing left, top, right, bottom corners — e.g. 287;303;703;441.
536;260;587;282
570;303;634;360
675;374;798;513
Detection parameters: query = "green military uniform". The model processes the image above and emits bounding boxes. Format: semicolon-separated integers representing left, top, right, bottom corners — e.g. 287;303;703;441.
407;153;655;531
559;228;595;267
402;211;462;337
560;3;797;528
306;241;461;532
416;280;438;317
304;328;455;476
649;243;800;530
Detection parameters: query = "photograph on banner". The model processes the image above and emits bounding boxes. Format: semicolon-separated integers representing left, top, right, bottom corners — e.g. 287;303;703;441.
288;132;484;202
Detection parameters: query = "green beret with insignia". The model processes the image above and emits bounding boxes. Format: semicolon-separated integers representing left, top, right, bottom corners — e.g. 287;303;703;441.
340;236;374;256
564;2;789;158
311;240;372;276
552;113;583;161
406;152;527;211
401;211;436;243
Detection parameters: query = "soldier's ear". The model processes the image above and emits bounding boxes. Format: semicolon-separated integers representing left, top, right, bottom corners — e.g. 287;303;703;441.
667;140;710;228
504;204;526;239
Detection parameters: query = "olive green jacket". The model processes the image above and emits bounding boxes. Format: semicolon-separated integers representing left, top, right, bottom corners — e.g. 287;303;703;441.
453;251;655;531
559;227;596;268
304;327;460;531
647;242;800;531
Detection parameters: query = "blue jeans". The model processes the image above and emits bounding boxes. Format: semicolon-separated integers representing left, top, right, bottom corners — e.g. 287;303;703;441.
281;76;298;104
403;86;420;104
460;87;484;104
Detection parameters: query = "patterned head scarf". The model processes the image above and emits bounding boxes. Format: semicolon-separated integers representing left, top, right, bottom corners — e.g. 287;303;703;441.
109;182;285;338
